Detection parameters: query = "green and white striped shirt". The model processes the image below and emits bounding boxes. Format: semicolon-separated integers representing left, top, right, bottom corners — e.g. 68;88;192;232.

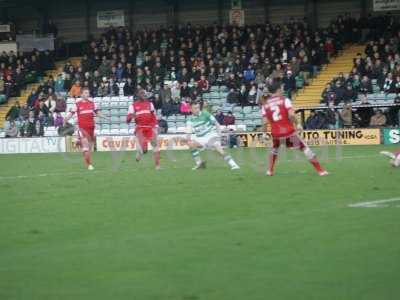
187;110;218;137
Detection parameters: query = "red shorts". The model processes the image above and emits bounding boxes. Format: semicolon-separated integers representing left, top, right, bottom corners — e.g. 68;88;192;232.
78;127;95;142
135;127;156;143
272;134;306;150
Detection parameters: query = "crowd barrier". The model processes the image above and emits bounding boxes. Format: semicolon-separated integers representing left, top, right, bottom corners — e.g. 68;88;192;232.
0;128;391;154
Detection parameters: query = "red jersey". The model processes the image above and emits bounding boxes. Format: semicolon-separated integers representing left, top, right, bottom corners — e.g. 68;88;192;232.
262;95;295;138
127;100;157;128
70;98;98;129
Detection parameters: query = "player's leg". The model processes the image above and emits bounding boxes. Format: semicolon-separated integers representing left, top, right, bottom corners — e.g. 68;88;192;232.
391;150;400;167
392;151;400;167
150;129;161;170
79;128;94;170
380;149;400;167
211;137;240;170
292;135;328;176
380;150;396;159
135;129;145;162
188;140;206;170
267;138;280;176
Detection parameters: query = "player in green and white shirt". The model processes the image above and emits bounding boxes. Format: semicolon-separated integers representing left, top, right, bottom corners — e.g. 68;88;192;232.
186;102;240;170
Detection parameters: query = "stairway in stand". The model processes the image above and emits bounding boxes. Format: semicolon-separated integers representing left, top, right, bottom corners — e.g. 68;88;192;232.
0;57;82;127
294;45;366;109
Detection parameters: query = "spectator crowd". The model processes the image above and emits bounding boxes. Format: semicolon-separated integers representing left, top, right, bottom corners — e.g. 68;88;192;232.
314;13;400;129
4;13;400;137
61;14;363;115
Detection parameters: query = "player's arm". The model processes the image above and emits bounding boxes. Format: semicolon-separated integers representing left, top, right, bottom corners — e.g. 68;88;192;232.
261;105;269;132
95;110;111;122
63;104;76;125
207;112;222;135
150;103;158;128
185;120;193;141
286;98;303;131
126;104;135;123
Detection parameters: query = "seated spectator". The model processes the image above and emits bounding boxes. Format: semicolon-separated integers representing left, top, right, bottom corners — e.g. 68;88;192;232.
5;120;18;138
333;80;346;104
158;118;168;134
69;81;82;97
227;88;240;104
370;109;387;127
123;78;135;96
305;110;322;129
215;110;225;125
5;101;21;121
25;110;37;137
19;103;30;122
53;112;64;128
247;85;257;106
321;83;337;104
382;73;396;94
223;111;235;126
55;97;66;113
179;100;191;115
243;65;256;82
197;75;209;93
343;83;357;102
54;74;65;94
359;76;373;94
355;94;374;128
283;70;296;99
388;96;400;126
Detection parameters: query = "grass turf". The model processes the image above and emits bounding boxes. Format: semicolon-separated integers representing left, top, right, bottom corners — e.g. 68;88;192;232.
0;145;399;300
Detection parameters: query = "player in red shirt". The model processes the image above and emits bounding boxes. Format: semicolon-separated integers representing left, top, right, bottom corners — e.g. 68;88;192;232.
126;88;160;169
262;80;328;176
64;87;106;170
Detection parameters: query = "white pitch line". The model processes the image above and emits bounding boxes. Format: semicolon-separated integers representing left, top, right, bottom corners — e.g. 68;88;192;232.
348;197;400;208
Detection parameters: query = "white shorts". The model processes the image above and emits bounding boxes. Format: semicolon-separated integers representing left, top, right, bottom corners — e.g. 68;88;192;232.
192;131;221;148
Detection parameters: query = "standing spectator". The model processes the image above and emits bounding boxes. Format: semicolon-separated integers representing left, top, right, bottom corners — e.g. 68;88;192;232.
69;81;82;97
340;104;353;128
370;109;387;127
326;102;338;129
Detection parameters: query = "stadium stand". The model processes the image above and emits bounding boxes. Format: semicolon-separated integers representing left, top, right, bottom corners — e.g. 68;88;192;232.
1;13;399;137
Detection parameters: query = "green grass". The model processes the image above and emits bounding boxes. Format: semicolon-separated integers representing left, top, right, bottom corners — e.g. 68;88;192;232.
0;145;399;300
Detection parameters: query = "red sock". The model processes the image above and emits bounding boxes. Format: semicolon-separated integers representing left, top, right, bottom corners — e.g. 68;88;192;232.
310;158;324;173
268;153;278;173
83;151;91;166
154;151;160;167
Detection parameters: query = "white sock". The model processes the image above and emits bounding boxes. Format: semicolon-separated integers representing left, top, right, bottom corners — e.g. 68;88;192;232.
394;156;400;167
224;155;238;168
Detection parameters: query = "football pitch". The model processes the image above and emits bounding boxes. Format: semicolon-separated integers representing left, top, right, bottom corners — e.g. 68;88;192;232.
0;145;399;300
